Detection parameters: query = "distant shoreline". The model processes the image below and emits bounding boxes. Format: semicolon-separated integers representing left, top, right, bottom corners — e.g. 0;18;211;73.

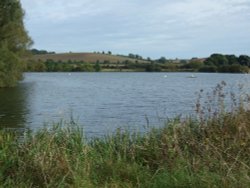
26;52;250;73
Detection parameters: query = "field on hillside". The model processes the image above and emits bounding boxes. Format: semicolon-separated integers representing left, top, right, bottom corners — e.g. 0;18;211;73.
33;53;150;63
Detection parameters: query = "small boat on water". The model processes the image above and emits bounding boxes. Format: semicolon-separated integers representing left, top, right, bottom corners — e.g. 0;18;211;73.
187;74;196;78
164;75;168;78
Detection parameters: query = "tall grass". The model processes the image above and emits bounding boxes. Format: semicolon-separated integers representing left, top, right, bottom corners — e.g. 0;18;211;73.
0;82;250;187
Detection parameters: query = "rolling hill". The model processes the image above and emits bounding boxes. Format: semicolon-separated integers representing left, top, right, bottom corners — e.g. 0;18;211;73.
33;52;150;63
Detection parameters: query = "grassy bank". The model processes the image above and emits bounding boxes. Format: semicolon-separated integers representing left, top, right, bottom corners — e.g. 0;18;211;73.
0;83;250;187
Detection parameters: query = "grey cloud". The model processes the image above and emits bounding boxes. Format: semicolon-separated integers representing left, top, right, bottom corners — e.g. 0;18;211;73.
21;0;250;58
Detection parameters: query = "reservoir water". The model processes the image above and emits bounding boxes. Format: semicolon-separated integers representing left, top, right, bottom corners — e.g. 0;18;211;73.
0;72;249;137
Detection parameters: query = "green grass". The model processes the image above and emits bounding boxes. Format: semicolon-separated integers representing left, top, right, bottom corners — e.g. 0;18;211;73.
0;83;250;187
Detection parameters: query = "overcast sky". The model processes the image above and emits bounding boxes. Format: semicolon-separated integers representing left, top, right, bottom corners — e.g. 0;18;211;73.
20;0;250;59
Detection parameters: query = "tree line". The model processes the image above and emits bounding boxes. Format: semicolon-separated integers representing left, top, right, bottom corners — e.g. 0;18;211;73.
26;59;101;72
26;53;250;73
182;54;250;73
30;49;55;55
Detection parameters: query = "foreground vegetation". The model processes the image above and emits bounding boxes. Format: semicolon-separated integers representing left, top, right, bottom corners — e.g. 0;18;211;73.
0;82;250;187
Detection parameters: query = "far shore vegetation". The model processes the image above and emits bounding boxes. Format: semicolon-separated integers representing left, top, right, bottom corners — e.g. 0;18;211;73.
0;82;249;187
27;50;250;73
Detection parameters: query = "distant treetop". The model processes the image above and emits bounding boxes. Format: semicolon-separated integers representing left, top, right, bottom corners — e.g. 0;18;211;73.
30;49;55;55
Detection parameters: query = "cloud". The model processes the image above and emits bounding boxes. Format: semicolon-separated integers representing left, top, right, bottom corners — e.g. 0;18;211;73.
20;0;250;58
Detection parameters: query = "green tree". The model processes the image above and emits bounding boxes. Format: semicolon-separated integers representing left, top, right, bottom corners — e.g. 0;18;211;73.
158;57;167;64
26;60;46;72
187;61;203;70
199;65;217;72
128;53;135;58
229;64;245;73
204;54;228;66
94;61;101;72
238;55;250;67
145;63;161;72
225;55;238;65
0;0;32;87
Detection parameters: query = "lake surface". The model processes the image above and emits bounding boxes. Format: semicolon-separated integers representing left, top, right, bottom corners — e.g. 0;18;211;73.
0;72;249;137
